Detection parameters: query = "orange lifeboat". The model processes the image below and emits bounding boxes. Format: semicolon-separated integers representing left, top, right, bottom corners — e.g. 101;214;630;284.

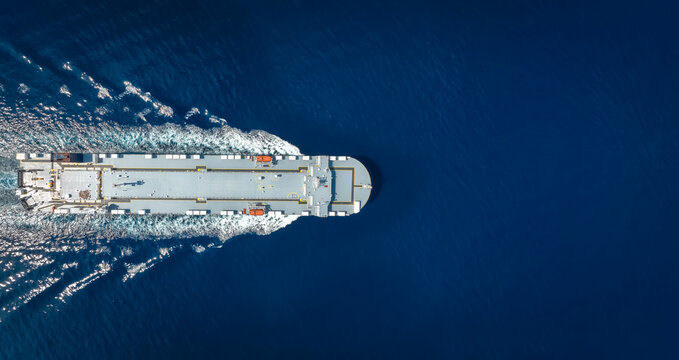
256;155;272;162
249;208;265;216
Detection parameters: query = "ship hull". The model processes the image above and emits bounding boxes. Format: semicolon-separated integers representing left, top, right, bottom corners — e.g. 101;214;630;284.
16;153;371;217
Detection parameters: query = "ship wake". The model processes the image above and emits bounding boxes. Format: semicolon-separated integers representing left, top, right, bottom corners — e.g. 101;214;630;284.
0;53;301;321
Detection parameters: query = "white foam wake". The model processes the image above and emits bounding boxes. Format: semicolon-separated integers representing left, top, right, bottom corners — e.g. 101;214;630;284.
0;54;303;321
0;98;300;156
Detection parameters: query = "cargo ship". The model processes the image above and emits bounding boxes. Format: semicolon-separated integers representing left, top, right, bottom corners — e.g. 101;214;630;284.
16;153;372;217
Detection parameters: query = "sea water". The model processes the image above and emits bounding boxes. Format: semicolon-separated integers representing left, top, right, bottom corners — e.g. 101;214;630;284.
1;1;678;358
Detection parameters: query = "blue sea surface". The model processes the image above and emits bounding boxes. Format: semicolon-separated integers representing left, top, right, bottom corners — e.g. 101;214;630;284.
1;0;678;358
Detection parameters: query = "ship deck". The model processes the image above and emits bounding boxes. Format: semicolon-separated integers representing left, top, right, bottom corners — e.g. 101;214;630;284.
16;153;372;217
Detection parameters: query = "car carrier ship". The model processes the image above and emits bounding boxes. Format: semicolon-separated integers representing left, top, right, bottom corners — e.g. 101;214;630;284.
16;153;371;217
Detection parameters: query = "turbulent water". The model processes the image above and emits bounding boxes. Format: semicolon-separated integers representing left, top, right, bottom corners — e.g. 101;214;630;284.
0;47;300;320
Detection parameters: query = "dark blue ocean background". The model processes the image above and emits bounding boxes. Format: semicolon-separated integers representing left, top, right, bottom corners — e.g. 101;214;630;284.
1;0;679;358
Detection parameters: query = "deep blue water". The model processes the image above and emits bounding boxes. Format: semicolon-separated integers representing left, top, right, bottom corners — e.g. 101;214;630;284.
1;0;679;358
